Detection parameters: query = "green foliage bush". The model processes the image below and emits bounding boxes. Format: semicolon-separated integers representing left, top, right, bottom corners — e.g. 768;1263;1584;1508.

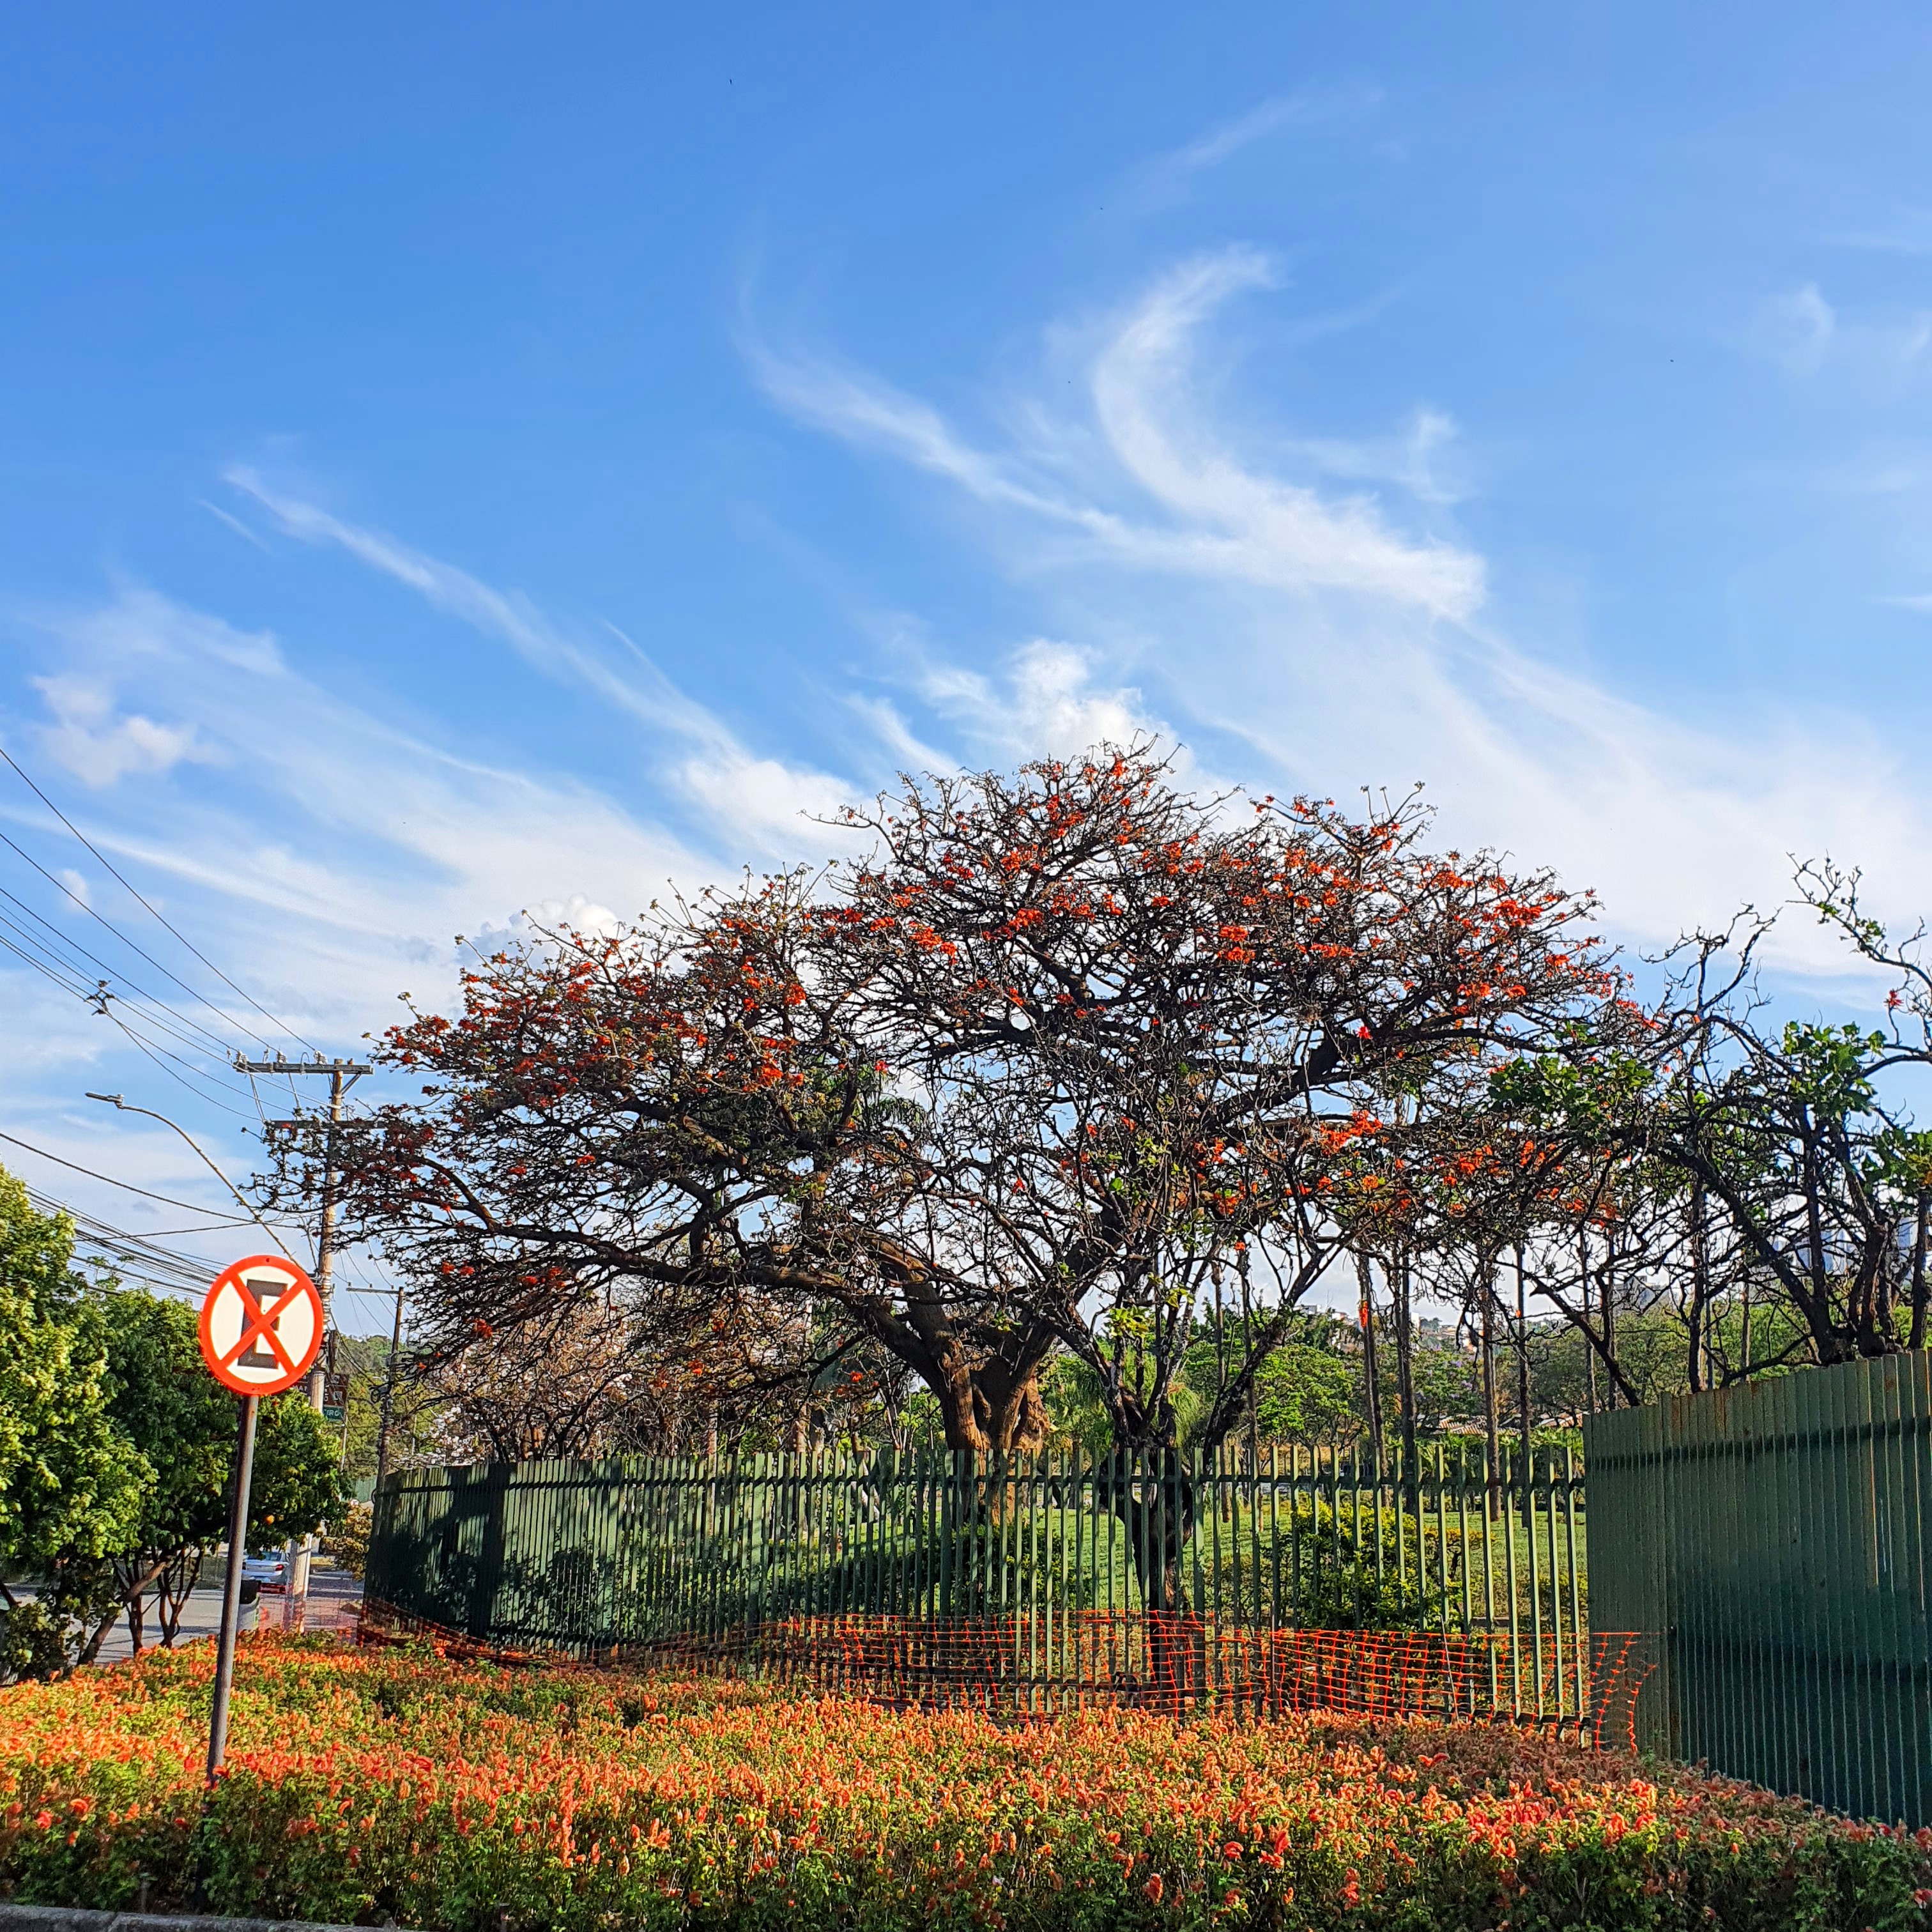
0;1163;349;1677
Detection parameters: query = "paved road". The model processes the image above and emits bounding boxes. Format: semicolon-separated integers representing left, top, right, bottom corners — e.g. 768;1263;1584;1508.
20;1561;363;1664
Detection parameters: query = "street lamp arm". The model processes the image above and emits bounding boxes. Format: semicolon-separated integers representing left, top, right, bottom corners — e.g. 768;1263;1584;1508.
84;1092;300;1265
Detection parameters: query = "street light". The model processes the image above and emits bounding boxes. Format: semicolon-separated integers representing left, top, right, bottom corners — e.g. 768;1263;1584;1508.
83;1092;300;1264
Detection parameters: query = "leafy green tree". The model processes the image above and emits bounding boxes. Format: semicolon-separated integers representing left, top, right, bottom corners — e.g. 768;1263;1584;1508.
93;1289;349;1655
247;1390;349;1555
332;1331;443;1483
95;1288;235;1648
1251;1344;1359;1449
1;1162;349;1679
321;1500;372;1579
0;1170;146;1675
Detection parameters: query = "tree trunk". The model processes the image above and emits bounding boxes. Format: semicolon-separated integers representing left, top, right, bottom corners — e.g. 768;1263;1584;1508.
1688;1177;1709;1393
1799;1128;1854;1365
1912;1188;1930;1353
76;1598;121;1667
1105;1447;1201;1707
158;1552;202;1647
1393;1249;1418;1488
1356;1250;1384;1470
880;1304;1057;1459
1598;1234;1617;1404
1238;1251;1261;1494
1481;1275;1500;1521
1514;1245;1533;1489
945;1373;1050;1459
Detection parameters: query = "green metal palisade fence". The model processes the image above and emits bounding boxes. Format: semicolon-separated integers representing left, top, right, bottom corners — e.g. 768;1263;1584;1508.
1586;1351;1932;1825
368;1441;1595;1722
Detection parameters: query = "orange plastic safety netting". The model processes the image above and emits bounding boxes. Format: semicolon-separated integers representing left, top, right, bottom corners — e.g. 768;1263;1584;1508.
270;1590;365;1637
355;1600;1652;1748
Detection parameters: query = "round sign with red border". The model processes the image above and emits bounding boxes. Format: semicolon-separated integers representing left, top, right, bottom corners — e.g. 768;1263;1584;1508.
198;1254;325;1396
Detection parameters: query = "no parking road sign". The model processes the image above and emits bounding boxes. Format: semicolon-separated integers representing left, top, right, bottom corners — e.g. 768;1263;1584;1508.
199;1251;325;1781
197;1254;325;1397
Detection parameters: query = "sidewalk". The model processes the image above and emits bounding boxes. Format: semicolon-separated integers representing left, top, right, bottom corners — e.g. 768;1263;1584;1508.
16;1563;362;1664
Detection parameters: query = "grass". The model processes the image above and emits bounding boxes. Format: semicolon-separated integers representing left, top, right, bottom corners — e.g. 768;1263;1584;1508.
3;1632;1928;1930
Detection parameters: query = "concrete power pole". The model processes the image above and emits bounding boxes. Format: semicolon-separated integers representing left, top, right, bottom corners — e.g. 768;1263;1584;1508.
240;1053;370;1625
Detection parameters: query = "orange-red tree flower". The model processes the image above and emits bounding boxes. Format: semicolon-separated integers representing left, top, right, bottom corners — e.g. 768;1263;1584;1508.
286;746;1621;1480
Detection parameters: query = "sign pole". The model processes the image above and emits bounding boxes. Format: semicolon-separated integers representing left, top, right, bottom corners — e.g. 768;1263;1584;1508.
195;1248;325;1782
208;1393;259;1781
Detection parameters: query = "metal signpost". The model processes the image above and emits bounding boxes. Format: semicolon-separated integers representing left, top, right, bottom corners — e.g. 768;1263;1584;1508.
197;1253;325;1779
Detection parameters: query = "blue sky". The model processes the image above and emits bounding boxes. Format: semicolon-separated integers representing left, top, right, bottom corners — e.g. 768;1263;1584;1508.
4;4;1931;1324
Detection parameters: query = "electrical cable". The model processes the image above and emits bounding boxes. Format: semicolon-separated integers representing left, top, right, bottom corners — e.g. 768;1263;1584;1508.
27;1186;217;1299
0;880;241;1059
102;1007;261;1119
0;1126;263;1220
0;915;266;1116
0;756;385;1289
0;928;97;1000
0;822;282;1052
0;747;321;1053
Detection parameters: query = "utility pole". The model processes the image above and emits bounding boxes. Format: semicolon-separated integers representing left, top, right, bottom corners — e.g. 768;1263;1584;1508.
239;1053;370;1623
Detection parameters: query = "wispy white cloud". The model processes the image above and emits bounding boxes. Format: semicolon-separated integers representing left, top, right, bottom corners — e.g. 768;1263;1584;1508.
1752;283;1838;375
751;246;1932;972
1086;251;1484;615
1174;93;1328;174
895;638;1158;765
1746;283;1932;385
751;248;1483;620
1828;206;1932;256
11;586;709;1031
1146;84;1385;190
227;468;695;733
197;499;271;550
222;468;855;855
32;671;213;787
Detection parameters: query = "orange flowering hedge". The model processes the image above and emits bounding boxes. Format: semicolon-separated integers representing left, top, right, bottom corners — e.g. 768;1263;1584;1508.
3;1635;1929;1931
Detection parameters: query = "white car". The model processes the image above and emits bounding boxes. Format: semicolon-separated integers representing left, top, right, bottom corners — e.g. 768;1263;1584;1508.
241;1552;288;1592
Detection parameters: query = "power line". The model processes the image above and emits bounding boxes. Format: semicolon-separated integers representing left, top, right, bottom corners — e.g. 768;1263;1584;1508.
102;1008;262;1119
0;1126;262;1220
97;1218;259;1238
0;880;240;1059
0;767;313;1140
0;910;267;1116
0;747;319;1054
0;822;277;1053
0;926;95;1000
0;907;264;1116
26;1186;217;1298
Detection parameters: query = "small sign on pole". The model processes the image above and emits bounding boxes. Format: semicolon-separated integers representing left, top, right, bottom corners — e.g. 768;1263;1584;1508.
197;1254;323;1779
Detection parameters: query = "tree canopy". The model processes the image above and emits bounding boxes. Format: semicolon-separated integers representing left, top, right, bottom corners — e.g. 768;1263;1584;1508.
0;1168;347;1678
296;745;1622;1460
257;743;1932;1481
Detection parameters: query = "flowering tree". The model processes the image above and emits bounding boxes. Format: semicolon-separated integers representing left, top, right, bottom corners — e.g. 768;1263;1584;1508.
1452;893;1932;1411
820;752;1619;1474
295;868;913;1448
297;749;1618;1489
